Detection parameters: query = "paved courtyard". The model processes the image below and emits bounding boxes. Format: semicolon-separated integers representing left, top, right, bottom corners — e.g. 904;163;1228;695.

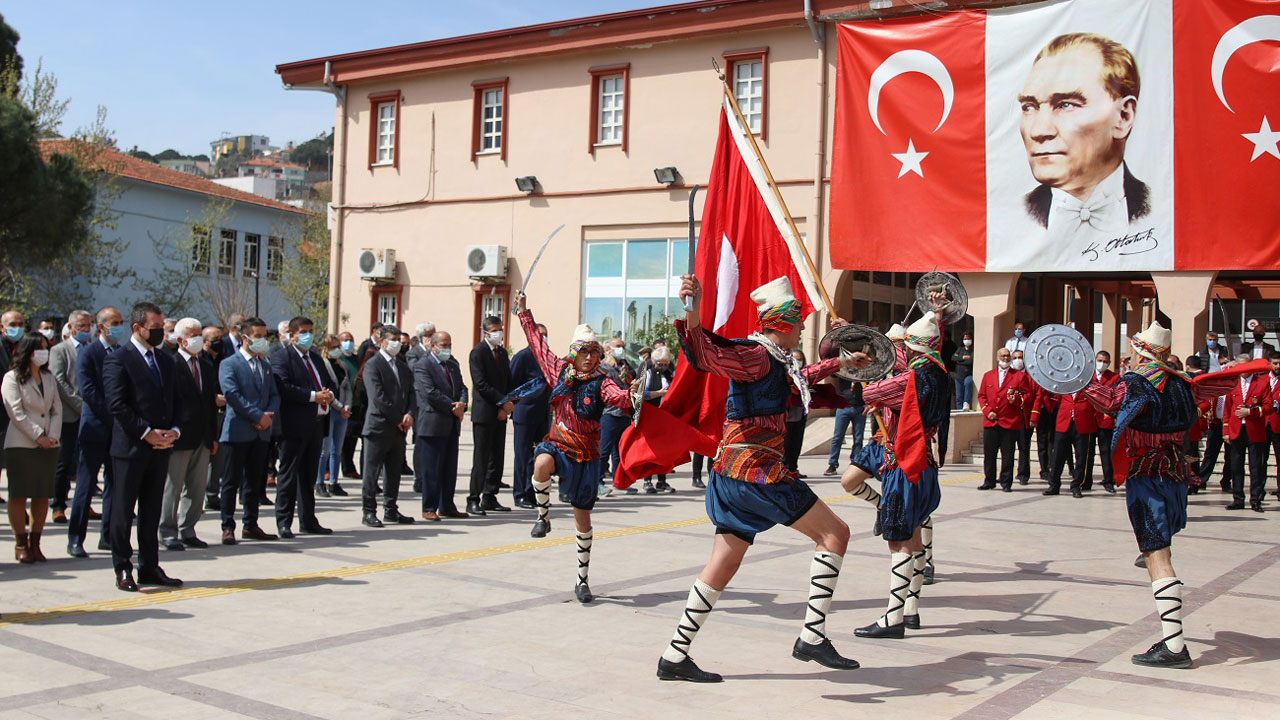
1;430;1277;719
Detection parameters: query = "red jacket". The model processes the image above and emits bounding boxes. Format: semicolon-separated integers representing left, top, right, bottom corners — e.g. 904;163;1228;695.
1029;385;1058;427
1267;374;1280;434
1092;370;1120;429
1055;389;1100;434
978;368;1033;429
1224;374;1273;442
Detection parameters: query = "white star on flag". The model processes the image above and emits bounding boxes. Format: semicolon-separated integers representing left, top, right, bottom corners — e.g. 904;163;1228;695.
891;139;928;178
1242;116;1280;162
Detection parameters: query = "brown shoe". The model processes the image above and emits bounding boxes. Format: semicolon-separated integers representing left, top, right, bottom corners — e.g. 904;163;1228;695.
422;511;440;522
438;510;470;519
87;506;102;520
14;532;33;564
52;509;68;523
28;532;47;562
241;525;278;541
221;529;238;545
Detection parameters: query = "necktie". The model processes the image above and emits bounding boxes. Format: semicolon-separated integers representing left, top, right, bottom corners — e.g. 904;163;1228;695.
145;350;162;385
190;357;201;392
251;358;263;390
1052;188;1126;232
442;358;454;395
302;353;322;390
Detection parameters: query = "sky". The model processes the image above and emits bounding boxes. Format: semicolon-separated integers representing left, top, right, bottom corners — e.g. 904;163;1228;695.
3;0;661;156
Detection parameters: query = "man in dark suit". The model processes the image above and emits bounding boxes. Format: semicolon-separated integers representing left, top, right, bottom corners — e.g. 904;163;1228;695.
357;321;383;365
102;302;186;591
468;315;513;516
159;318;218;550
361;324;417;527
220;313;245;359
408;322;434;493
269;316;336;538
1241;322;1276;361
49;309;92;523
510;323;551;509
414;330;468;521
201;325;229;511
1195;331;1228;374
218;317;280;544
67;306;126;558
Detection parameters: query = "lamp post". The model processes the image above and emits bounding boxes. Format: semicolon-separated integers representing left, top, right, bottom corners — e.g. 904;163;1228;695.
250;269;260;318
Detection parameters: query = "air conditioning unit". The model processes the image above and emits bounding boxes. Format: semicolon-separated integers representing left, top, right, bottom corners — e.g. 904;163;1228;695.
465;244;508;279
358;248;396;280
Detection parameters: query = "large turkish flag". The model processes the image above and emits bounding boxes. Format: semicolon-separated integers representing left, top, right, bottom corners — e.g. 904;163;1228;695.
1174;1;1280;269
830;11;987;272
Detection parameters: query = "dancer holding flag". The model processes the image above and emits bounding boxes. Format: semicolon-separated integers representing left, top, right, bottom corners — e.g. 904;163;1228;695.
655;274;873;683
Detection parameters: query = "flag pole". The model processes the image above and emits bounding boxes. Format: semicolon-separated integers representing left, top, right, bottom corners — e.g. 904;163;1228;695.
717;65;837;319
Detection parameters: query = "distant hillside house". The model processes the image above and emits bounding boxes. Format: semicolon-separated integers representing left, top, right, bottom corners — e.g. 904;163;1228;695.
237;157;307;198
41;140;312;327
210;134;274;163
158;157;212;177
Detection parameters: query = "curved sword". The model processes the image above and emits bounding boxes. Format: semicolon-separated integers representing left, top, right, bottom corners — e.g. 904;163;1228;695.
513;223;566;313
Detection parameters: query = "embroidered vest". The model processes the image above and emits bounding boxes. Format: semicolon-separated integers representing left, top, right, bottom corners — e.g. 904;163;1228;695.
1118;373;1196;436
726;346;789;420
552;375;606;422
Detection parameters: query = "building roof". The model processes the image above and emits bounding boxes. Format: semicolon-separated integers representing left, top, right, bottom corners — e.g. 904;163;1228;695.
41;139;310;215
240;157;306;170
276;0;1042;85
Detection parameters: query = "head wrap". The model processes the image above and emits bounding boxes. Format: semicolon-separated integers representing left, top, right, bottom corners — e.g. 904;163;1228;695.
1129;321;1190;389
566;324;602;367
904;312;946;371
751;277;802;332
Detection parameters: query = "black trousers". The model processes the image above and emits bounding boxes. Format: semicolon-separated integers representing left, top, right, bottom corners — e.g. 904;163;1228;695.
783;419;806;472
70;434;113;547
513;415;550;504
1049;422;1092;492
1258;427;1280;494
363;432;405;514
1228;436;1267;504
469;421;506;503
206;410;227;501
52;419;80;511
983;426;1017;488
419;433;461;513
1093;428;1115;487
276;417;325;530
220;439;268;530
109;450;171;573
1036;421;1054;478
1015;424;1032;481
1199;419;1231;487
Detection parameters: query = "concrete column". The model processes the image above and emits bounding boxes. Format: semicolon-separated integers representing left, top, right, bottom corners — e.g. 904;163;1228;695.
959;272;1019;381
1151;271;1217;363
1099;292;1122;361
1076;288;1096;346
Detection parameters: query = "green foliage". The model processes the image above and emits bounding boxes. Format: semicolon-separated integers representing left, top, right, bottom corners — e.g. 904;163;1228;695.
277;202;329;334
128;148;155;162
154;148;182;161
291;132;333;171
633;312;680;353
0;13;20;81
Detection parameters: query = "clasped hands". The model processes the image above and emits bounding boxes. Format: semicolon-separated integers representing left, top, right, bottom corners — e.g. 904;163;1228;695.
144;429;179;449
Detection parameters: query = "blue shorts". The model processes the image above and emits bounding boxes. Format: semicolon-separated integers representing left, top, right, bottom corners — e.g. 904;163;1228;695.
879;466;941;542
1126;475;1188;552
704;471;819;545
535;442;601;511
852;442;885;478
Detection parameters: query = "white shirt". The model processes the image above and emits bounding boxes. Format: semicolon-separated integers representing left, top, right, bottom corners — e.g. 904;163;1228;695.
129;335;180;440
1254;345;1266;359
294;346;329;415
1207;348;1222;373
379;349;400;386
1004;337;1028;353
1045;163;1129;247
997;367;1008;386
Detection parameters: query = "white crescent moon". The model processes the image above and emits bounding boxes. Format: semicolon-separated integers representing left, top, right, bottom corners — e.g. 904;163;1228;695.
867;49;954;136
1211;15;1280;113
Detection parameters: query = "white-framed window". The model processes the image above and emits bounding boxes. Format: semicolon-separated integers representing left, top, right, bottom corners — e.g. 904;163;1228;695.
480;87;503;153
243;233;260;278
733;58;764;134
377;293;398;326
266;235;283;281
375;101;396;165
581;237;692;346
597;74;625;145
191;226;210;274
218;229;236;277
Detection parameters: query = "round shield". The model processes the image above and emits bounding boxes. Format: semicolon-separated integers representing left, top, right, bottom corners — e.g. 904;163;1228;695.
1024;324;1093;395
915;271;968;326
819;324;896;382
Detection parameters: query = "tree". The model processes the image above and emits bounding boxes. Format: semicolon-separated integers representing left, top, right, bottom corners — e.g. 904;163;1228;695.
0;12;20;81
634;312;681;353
128;148;156;163
155;148;183;161
276;202;328;334
290;131;333;171
134;196;234;319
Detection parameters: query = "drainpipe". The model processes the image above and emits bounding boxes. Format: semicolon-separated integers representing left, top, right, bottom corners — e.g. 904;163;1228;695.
805;2;830;365
283;61;347;332
804;0;825;44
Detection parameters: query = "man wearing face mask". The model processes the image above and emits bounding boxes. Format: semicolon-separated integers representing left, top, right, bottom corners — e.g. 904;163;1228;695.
67;307;126;558
1045;376;1101;499
1223;353;1272;512
1088;351;1120;494
597;336;634;495
1010;350;1037;485
159;318;218;550
101;302;186;591
950;334;974;411
509;323;552;509
1004;322;1029;354
360;324;417;527
161;319;180;354
36;318;58;344
201;325;229;512
641;346;678;493
217;317;279;544
467;316;513;516
414;330;469;521
337;330;362;487
1195;332;1226;374
977;347;1031;492
220;313;246;358
270;316;337;537
49;310;92;523
1241;322;1276;361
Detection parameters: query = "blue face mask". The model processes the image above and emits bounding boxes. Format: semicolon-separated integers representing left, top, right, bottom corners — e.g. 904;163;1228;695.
341;340;355;355
5;327;24;342
1013;329;1024;338
106;324;129;345
295;332;314;351
248;337;270;356
75;331;93;345
1207;339;1218;349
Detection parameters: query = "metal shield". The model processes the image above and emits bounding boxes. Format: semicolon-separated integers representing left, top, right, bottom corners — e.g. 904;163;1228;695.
915;271;968;326
819;324;896;382
1024;324;1093;395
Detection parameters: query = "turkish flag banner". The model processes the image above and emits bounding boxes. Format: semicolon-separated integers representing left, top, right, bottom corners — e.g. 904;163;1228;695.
1174;0;1280;269
615;97;816;487
830;11;987;272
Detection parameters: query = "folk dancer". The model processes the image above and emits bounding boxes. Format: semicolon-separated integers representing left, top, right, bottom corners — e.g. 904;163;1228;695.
655;275;872;683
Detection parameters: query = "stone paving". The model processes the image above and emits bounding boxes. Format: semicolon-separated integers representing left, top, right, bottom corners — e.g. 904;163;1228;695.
0;430;1277;719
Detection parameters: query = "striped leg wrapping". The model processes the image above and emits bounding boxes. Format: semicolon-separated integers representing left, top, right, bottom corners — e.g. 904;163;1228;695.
903;551;927;615
851;481;882;506
878;552;913;628
1152;577;1185;653
661;579;723;663
799;552;844;644
533;478;552;522
576;531;593;586
921;516;934;567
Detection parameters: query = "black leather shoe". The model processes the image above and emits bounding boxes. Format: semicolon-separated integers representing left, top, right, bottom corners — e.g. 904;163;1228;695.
162;538;185;551
1001;485;1013;493
904;614;921;630
531;518;550;538
329;483;349;496
922;562;936;585
362;514;384;528
855;620;905;639
301;524;333;535
1131;641;1192;669
1081;482;1093;491
692;477;706;489
277;526;295;539
205;496;220;511
465;500;486;516
182;536;209;549
481;497;511;512
1220;481;1231;492
657;656;722;683
872;510;883;537
116;569;138;592
977;483;996;491
97;539;111;551
1225;501;1245;510
1251;501;1264;513
316;484;330;498
1071;488;1084;498
1043;488;1060;496
575;582;594;603
385;510;415;524
792;637;861;669
1017;476;1030;485
515;499;536;509
137;567;183;586
1103;484;1117;494
67;543;89;558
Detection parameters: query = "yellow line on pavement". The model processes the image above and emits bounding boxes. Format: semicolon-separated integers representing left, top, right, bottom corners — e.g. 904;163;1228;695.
0;472;984;627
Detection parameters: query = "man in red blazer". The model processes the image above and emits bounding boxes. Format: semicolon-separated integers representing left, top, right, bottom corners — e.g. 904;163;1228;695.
1045;382;1099;498
1265;351;1280;501
977;348;1033;492
1086;351;1121;493
1223;353;1273;512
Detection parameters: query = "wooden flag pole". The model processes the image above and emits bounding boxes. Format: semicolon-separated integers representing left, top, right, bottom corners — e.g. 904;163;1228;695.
717;65;837;319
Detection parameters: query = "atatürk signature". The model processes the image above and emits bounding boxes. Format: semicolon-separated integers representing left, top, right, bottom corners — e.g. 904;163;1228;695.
1080;228;1158;262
